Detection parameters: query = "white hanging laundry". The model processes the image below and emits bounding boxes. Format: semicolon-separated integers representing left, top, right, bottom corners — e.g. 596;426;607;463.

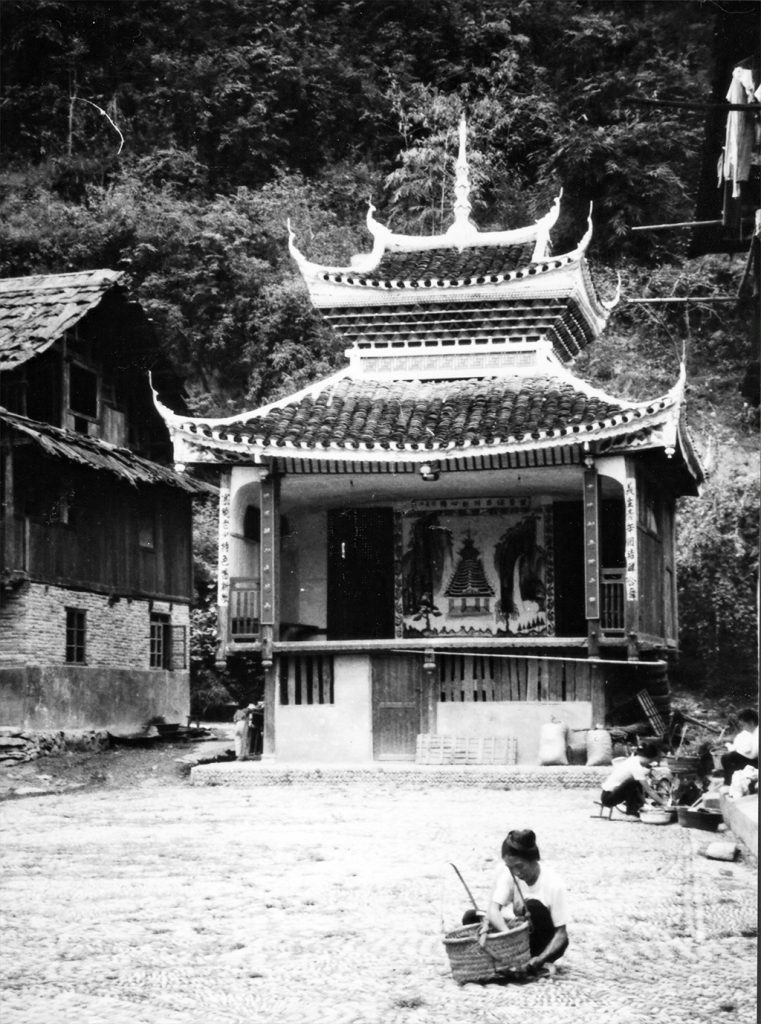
721;67;757;198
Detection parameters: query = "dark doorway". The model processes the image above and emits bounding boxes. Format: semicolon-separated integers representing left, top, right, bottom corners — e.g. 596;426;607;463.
327;508;395;640
600;499;625;568
553;501;586;637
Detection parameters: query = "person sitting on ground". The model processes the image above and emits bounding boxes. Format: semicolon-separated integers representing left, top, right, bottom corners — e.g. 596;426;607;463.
600;742;665;817
463;829;568;974
721;708;759;786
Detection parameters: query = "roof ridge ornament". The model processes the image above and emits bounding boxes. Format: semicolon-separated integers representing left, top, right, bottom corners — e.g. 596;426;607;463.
531;190;562;261
452;114;472;230
444;115;479;250
600;271;623;312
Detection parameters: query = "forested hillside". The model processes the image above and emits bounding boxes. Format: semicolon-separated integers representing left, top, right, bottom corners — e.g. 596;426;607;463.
1;0;757;703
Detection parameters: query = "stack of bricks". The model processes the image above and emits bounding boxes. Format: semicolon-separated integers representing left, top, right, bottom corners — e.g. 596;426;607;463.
0;727;109;765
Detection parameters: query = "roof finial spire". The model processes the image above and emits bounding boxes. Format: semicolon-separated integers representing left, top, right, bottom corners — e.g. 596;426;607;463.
452;114;472;228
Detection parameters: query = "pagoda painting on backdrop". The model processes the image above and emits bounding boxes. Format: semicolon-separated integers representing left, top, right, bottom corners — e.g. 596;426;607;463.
401;501;548;638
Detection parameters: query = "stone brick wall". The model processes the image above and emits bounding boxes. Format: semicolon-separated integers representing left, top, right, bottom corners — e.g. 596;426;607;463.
0;727;110;765
0;582;189;668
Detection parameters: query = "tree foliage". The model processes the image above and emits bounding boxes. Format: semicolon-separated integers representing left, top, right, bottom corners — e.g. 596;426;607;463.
676;465;759;705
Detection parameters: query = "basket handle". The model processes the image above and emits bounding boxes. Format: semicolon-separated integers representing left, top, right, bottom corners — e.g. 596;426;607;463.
449;862;480;912
507;866;533;932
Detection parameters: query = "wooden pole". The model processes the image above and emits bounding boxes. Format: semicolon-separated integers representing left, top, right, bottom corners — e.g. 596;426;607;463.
259;471;280;759
628;219;723;232
625;296;737;304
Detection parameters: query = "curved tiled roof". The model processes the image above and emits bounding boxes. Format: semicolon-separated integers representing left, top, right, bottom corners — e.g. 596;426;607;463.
370;243;536;284
182;375;661;453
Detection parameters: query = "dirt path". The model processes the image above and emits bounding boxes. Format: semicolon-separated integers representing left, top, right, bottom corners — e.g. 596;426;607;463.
0;729;234;800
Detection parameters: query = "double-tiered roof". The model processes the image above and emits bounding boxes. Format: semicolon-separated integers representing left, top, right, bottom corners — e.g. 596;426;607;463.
156;120;701;487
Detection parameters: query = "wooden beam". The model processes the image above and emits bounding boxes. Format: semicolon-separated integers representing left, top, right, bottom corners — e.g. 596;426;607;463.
625;296;737;304
628;219;723;232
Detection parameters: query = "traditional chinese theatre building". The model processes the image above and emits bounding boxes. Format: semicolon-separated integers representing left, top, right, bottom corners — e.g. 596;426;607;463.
157;127;702;765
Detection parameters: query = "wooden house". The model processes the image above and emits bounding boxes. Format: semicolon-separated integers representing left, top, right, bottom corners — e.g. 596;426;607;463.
157;125;703;764
0;270;203;732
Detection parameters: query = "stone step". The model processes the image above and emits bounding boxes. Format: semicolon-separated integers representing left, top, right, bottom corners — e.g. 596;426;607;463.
191;762;611;789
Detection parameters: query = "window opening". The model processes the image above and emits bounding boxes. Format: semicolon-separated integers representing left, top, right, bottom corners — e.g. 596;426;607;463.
65;608;86;663
278;656;334;705
150;613;171;669
69;363;98;430
243;505;260;540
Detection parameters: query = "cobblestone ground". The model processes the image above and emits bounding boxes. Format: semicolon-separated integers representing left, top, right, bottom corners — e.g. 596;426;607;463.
0;782;756;1024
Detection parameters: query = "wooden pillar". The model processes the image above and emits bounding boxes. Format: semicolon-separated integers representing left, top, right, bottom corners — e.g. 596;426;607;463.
259;471;280;759
590;662;606;726
423;647;437;735
583;467;601;658
262;662;277;760
623;462;640;661
215;470;232;668
1;440;16;571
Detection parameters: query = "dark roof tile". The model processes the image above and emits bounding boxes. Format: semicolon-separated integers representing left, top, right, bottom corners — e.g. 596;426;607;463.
372;244;535;283
228;376;627;451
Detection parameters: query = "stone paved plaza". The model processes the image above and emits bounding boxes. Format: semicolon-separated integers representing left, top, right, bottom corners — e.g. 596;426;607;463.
0;779;757;1024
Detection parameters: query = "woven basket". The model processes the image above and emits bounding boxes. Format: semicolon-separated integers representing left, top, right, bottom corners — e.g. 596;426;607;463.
443;921;531;984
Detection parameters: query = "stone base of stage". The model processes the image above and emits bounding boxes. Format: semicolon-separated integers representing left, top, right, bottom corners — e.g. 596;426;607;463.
191;761;610;789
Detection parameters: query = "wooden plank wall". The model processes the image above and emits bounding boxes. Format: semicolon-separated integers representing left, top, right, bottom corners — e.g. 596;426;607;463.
437;652;595;703
638;528;665;639
21;459;193;600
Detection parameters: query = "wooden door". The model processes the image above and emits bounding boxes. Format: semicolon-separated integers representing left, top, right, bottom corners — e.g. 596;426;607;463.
372;654;423;761
327;508;394;640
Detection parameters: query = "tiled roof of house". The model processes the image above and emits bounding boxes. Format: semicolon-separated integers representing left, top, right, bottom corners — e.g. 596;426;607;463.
0;269;124;371
0;407;208;493
175;373;673;453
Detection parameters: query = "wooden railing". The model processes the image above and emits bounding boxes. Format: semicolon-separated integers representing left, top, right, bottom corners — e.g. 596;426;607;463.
437;651;592;701
600;568;626;632
229;577;260;641
225;570;628;644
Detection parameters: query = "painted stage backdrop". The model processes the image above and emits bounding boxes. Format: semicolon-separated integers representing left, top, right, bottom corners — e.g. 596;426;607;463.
398;498;551;638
